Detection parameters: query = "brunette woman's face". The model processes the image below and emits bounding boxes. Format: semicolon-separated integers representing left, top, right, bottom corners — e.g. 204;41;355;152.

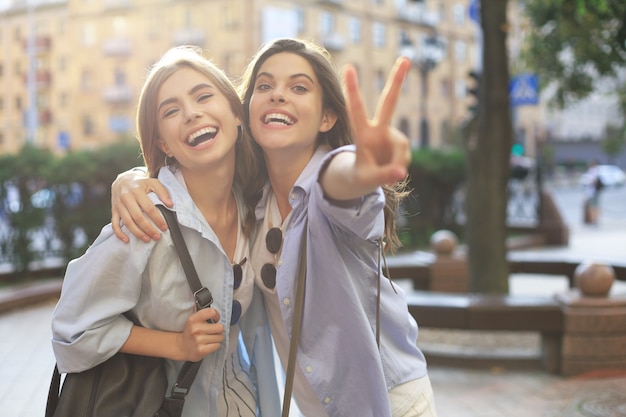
156;66;240;173
247;52;336;154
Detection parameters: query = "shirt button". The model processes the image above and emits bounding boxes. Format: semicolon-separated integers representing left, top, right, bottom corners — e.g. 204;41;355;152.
283;298;291;305
305;366;313;373
289;192;297;200
324;397;331;404
277;258;284;266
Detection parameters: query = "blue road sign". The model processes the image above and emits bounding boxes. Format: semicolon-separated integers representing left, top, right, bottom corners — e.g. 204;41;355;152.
509;74;539;106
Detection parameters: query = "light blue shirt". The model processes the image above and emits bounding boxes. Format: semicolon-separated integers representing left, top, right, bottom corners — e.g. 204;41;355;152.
251;145;428;417
51;167;279;417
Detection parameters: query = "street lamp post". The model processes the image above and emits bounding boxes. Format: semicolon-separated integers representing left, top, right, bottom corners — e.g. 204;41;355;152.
400;34;446;148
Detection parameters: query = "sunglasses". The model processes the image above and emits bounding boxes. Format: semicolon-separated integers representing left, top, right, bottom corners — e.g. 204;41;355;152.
261;227;283;289
230;257;247;325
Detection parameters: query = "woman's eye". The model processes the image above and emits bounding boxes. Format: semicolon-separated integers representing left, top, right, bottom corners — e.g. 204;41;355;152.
256;83;271;91
293;85;308;93
163;108;178;118
198;93;213;102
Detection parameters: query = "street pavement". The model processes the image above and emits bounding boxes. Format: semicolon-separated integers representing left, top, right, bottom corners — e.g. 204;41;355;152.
1;183;625;416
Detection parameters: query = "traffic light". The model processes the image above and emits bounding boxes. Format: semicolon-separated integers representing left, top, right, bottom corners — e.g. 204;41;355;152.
467;70;481;118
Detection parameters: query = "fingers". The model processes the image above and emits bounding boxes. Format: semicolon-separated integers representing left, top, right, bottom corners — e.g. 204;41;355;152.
343;65;370;133
376;57;411;127
111;206;130;243
182;309;225;361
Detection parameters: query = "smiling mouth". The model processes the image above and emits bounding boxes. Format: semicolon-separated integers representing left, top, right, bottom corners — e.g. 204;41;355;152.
187;127;217;147
263;113;295;126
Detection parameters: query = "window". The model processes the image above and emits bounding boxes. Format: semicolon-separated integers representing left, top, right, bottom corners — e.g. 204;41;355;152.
82;115;94;136
295;8;305;34
454;40;467;62
319;12;334;36
375;69;385;91
16;96;22;111
349;18;361;44
372;22;385;48
114;67;126;86
82;23;96;47
453;3;465;25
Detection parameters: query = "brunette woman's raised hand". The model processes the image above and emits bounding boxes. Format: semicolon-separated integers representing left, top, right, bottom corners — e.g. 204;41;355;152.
321;57;411;201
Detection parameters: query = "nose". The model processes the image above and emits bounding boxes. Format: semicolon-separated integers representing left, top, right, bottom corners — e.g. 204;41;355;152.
184;105;202;123
270;89;286;103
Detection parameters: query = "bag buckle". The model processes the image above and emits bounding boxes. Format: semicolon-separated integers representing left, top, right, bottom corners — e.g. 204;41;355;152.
194;287;213;310
170;383;188;399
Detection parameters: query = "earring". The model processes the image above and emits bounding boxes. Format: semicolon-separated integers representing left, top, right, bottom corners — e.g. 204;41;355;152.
237;125;243;142
164;155;175;169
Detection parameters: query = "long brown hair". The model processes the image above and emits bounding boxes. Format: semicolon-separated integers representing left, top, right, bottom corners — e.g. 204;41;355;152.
136;46;260;234
239;38;408;251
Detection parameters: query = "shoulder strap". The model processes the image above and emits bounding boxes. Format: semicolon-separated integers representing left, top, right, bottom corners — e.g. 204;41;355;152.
281;221;308;417
157;205;210;401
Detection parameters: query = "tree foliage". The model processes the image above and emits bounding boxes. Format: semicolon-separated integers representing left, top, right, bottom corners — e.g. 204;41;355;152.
522;0;626;108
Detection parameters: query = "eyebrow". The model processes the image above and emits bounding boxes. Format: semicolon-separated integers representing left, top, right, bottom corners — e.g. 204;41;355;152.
256;72;315;85
157;83;215;113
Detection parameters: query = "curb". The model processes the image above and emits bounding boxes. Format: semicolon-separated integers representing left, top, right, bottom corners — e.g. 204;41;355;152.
0;278;62;315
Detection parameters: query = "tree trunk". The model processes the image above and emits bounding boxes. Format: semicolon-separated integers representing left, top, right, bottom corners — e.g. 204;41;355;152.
465;0;513;293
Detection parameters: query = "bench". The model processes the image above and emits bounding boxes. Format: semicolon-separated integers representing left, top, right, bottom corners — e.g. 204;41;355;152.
407;290;563;372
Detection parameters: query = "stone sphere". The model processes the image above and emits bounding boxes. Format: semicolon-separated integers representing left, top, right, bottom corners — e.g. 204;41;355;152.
430;230;458;256
574;262;615;297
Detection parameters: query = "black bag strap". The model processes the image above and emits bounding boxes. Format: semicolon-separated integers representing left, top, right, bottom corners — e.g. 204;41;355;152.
157;205;210;399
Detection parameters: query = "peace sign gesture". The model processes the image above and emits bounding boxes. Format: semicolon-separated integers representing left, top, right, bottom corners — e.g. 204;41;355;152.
344;56;412;188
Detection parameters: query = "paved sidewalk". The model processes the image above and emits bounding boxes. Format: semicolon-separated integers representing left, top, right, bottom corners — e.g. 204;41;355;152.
1;187;626;416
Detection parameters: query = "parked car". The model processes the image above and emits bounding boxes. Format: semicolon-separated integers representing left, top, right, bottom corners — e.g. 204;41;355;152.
579;164;626;188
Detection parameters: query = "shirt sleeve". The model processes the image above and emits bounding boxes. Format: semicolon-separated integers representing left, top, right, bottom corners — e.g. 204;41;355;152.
51;223;155;373
311;145;386;241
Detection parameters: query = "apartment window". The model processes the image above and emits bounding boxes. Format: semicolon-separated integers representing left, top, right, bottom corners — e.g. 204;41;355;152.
319;12;334;36
454;40;467;62
58;56;66;72
0;97;3;111
295;8;305;34
14;27;21;42
83;115;94;136
15;61;21;76
113;16;127;35
80;69;92;91
349;18;361;44
16;96;22;111
82;23;96;47
0;64;3;77
372;22;386;48
453;4;465;25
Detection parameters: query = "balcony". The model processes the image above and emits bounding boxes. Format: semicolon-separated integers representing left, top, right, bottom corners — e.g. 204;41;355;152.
22;36;52;53
397;7;439;27
172;29;206;47
102;38;132;56
102;85;132;104
320;33;345;52
22;71;52;89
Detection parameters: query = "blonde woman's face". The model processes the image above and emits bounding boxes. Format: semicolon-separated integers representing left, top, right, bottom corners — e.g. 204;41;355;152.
156;67;240;173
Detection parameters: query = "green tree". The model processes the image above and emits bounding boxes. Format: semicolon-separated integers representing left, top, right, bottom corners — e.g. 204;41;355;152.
464;0;513;293
522;0;626;109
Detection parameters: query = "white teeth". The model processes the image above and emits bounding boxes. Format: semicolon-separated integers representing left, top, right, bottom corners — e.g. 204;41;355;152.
264;113;294;125
187;127;217;144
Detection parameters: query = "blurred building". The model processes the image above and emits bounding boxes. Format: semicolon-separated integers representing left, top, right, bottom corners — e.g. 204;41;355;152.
0;0;539;154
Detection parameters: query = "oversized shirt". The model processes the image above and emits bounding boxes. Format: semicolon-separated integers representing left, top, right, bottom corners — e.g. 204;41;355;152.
51;167;278;417
249;145;428;417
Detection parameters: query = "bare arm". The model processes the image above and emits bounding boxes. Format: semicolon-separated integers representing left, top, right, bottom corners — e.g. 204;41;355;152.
320;57;411;200
120;308;223;362
111;169;173;243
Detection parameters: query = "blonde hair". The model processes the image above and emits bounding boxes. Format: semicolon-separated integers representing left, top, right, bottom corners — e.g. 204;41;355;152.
136;46;260;233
